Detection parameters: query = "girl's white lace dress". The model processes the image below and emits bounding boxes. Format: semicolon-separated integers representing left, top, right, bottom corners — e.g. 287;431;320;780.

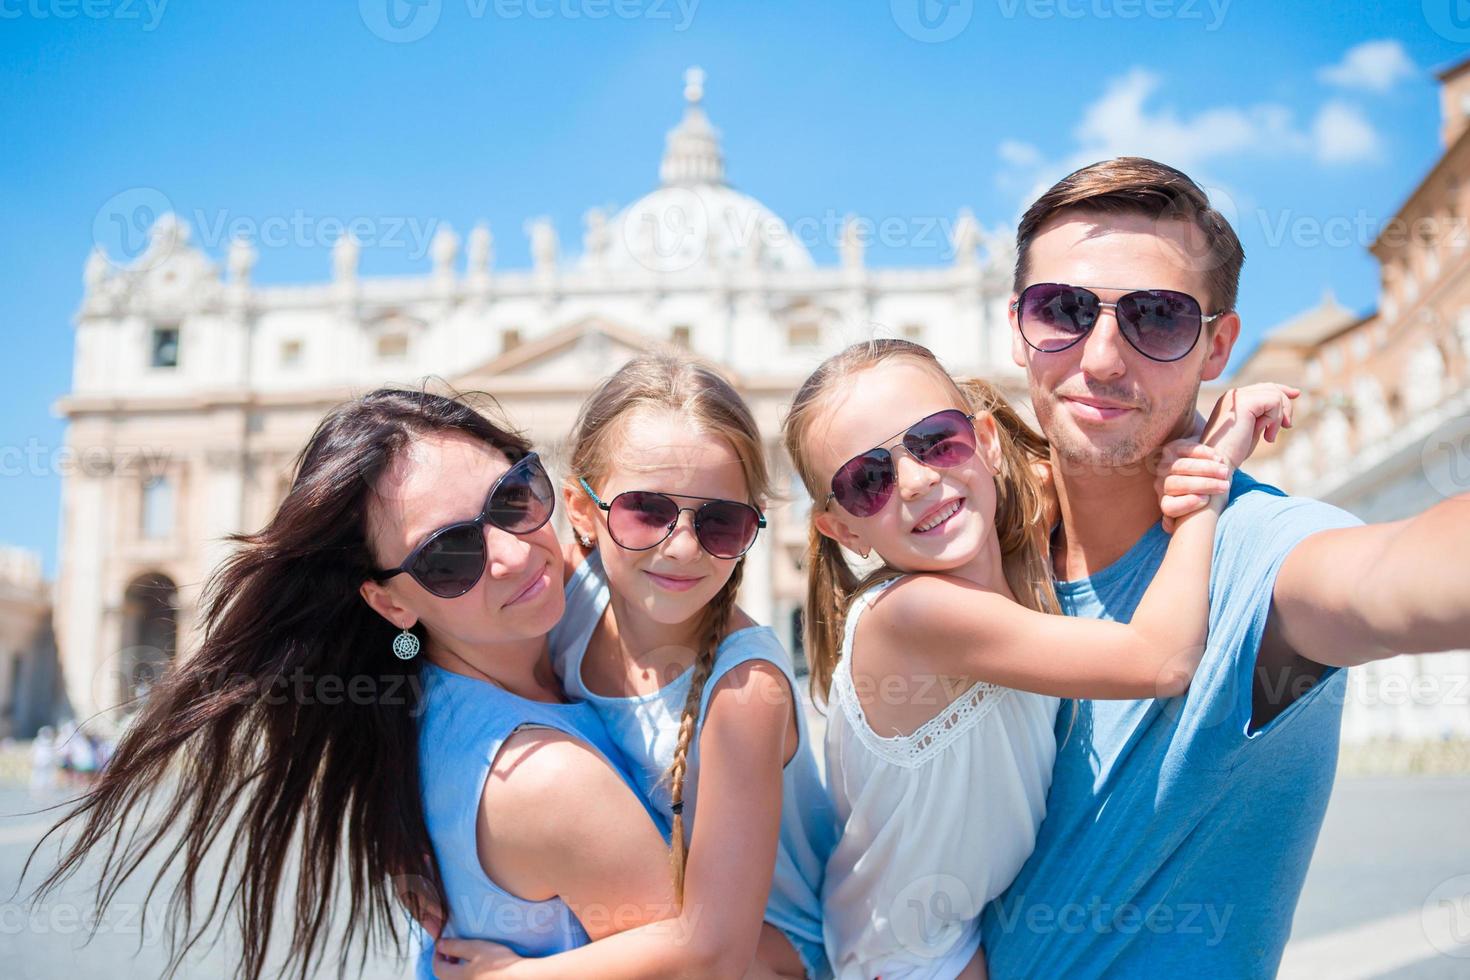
821;576;1061;980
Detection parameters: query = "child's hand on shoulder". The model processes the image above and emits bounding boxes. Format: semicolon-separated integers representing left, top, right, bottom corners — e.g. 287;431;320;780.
1155;383;1298;532
1155;439;1232;533
1201;382;1298;471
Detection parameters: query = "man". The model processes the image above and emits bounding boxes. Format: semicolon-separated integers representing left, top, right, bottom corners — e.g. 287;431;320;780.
979;156;1470;977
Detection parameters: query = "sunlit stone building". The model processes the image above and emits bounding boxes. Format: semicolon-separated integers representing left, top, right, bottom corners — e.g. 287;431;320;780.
1235;55;1470;743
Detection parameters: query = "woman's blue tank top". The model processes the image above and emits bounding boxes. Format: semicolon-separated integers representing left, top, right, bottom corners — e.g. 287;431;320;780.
414;660;665;978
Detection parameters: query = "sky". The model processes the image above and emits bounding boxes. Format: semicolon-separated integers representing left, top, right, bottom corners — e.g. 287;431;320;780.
1;0;1467;575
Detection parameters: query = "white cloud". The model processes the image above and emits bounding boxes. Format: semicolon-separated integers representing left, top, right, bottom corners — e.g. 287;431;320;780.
1312;100;1381;164
1070;68;1307;172
1318;39;1416;93
998;139;1044;169
995;67;1383;207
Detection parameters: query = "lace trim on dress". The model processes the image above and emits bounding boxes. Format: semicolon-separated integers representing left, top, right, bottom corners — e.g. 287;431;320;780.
834;577;1012;769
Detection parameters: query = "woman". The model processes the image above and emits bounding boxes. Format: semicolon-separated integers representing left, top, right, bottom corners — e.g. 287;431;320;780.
25;388;680;980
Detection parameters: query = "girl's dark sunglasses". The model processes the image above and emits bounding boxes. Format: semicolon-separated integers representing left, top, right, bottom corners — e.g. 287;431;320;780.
578;479;766;560
370;453;555;599
1011;282;1227;363
826;408;977;518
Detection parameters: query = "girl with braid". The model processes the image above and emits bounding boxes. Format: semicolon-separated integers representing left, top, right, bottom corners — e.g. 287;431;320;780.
433;351;836;979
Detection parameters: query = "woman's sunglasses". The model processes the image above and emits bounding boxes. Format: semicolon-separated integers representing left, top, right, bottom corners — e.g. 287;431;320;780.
578;479;766;560
370;452;555;599
825;408;977;518
1011;282;1226;363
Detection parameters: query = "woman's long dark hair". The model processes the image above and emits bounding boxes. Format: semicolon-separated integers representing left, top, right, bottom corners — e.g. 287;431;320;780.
23;387;532;980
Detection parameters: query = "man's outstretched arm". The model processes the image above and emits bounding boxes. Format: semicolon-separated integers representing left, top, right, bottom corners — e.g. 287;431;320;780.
1271;492;1470;668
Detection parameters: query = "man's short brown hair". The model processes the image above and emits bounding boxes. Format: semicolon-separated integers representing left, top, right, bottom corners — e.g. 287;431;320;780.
1013;157;1245;314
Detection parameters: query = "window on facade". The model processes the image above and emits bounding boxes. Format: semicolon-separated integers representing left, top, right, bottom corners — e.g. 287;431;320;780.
501;328;522;354
1423;240;1441;281
141;476;174;540
1305;358;1322;386
281;339;303;367
376;333;409;360
788;323;820;348
150;325;180;369
1351;333;1370;362
671;325;692;348
1383;293;1399;323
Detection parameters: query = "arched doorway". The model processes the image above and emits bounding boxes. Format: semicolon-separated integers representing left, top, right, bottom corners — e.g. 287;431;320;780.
120;572;178;706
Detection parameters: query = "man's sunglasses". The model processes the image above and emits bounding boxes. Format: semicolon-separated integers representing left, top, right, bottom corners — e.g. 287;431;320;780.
579;479;766;560
371;452;555;599
825;408;977;518
1011;282;1227;363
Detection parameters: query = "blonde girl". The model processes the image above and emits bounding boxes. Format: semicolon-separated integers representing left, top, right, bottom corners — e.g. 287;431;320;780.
781;339;1292;980
435;351;837;979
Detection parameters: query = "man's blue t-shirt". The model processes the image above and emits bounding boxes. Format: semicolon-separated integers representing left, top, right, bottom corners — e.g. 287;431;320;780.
980;471;1362;978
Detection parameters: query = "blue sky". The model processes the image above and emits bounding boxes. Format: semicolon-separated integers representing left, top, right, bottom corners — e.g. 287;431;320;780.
1;0;1466;575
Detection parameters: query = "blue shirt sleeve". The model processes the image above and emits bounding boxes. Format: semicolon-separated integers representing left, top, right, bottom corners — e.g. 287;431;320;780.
1197;472;1364;754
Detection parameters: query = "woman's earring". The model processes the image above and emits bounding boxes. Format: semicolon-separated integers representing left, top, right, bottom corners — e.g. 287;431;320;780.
577;531;594;548
392;626;421;661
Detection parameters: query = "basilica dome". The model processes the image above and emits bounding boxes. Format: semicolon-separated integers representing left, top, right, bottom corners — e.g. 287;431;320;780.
602;68;813;275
